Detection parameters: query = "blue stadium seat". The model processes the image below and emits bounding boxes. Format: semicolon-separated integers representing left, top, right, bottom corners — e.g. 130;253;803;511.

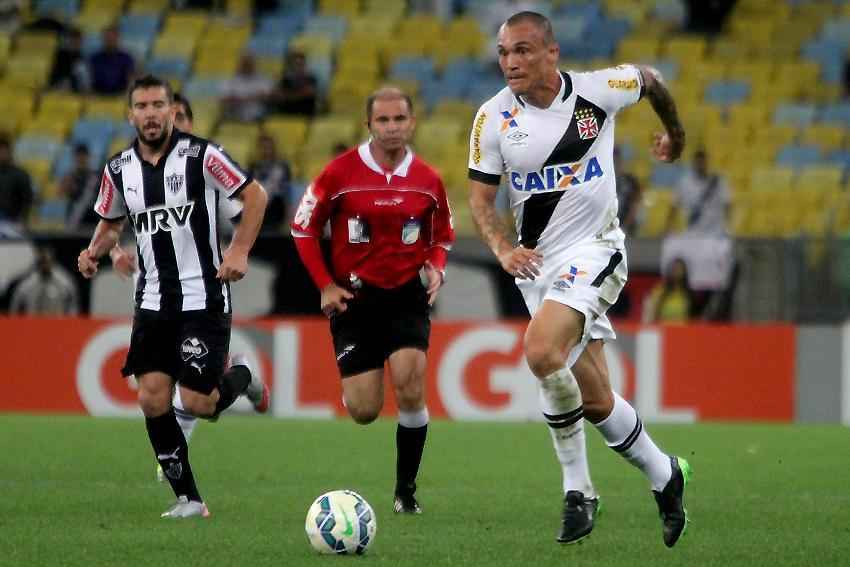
35;0;79;19
390;57;436;82
14;136;62;163
52;143;103;179
145;57;191;80
303;15;348;42
256;14;305;37
183;78;228;100
704;80;750;106
825;149;850;169
774;103;818;127
71;119;116;146
270;0;313;21
820;103;850;125
822;19;850;43
776;144;823;169
119;14;161;41
39;200;68;223
550;15;587;43
650;164;686;187
247;35;291;58
801;39;845;67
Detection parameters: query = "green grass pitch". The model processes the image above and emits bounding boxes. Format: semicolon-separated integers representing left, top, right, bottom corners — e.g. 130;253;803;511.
1;415;847;566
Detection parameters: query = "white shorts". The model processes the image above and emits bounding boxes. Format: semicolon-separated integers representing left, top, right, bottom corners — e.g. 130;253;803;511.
516;238;627;368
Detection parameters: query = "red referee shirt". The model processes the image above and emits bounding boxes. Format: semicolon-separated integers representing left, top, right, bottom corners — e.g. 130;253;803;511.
291;142;455;290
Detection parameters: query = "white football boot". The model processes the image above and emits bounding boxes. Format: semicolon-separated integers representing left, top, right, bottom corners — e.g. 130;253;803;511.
161;495;210;519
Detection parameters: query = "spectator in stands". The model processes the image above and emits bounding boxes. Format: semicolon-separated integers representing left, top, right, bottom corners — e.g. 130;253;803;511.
0;133;34;235
270;50;318;116
89;25;135;95
666;148;730;235
251;133;292;232
50;28;89;92
683;0;737;35
10;246;79;315
221;53;274;122
60;144;100;229
614;145;643;236
643;258;694;324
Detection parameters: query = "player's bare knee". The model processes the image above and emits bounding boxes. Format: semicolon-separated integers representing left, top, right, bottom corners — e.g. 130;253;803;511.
524;340;565;378
137;388;170;416
394;377;425;411
348;404;380;425
181;393;216;418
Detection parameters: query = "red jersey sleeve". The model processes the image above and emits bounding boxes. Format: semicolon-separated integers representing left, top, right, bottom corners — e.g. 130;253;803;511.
427;176;455;272
291;166;337;289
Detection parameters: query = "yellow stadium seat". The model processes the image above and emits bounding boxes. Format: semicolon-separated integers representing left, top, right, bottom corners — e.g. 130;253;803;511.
299;153;335;183
638;190;675;237
163;12;209;37
797;166;844;192
615;37;660;62
0;33;11;62
398;14;442;45
194;51;240;77
800;209;829;237
710;37;751;61
319;0;360;18
289;34;335;58
263;117;308;160
14;32;58;57
153;35;197;60
74;10;116;33
800;126;845;152
20;158;53;193
726;61;773;84
348;16;398;38
362;0;405;18
255;56;284;81
664;36;707;63
304;117;359;156
128;0;169;13
225;0;252;16
85;97;127;121
430;99;476;123
39;92;85;119
775;62;820;86
203;22;251;47
21;115;72;139
750;166;795;192
4;55;51;89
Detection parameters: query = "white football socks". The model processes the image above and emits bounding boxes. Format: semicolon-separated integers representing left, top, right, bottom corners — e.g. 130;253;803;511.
594;391;672;491
539;368;595;498
172;387;198;443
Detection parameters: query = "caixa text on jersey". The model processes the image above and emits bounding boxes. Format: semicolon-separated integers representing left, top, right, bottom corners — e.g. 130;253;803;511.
509;156;604;192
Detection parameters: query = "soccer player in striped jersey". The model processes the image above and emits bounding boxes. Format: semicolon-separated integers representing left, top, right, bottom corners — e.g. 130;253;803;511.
78;75;270;518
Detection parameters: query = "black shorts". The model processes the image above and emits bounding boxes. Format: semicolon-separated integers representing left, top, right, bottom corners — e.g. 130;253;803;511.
330;276;431;377
122;308;231;395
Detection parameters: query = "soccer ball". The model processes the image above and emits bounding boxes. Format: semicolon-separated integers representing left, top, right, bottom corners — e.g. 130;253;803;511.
305;490;377;555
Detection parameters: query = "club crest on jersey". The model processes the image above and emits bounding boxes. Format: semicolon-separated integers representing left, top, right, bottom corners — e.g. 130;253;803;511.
553;265;587;290
575;108;599;140
510;156;604;192
165;173;184;194
501;107;520;131
132;202;195;235
402;219;420;245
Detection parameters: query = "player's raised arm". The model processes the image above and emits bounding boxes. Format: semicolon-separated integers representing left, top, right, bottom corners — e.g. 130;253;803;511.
636;65;686;163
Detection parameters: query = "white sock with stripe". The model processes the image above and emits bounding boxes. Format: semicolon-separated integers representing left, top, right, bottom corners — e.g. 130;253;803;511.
539;367;595;498
593;392;672;491
172;387;198;443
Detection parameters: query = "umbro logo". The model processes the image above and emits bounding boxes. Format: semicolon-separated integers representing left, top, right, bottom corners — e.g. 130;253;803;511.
507;131;528;141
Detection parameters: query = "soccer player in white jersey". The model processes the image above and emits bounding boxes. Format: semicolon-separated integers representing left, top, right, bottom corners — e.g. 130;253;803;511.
468;12;691;547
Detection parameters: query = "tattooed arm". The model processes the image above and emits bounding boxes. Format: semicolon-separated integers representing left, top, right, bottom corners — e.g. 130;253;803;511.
469;179;541;280
637;65;686;163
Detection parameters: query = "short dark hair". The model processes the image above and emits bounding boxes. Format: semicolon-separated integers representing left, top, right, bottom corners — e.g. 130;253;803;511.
127;74;173;107
173;92;193;121
504;11;555;45
73;143;89;154
366;86;414;122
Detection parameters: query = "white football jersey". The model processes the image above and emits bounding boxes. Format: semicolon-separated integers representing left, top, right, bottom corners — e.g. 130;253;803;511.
468;66;643;253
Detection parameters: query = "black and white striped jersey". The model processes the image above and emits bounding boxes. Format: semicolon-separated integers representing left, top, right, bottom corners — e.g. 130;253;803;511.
468;66;643;253
93;130;252;313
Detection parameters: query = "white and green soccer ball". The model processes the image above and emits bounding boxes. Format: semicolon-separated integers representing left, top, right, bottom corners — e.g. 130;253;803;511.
305;490;377;555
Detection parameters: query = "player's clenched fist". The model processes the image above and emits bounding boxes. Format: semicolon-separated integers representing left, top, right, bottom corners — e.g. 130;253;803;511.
78;249;98;278
498;246;543;280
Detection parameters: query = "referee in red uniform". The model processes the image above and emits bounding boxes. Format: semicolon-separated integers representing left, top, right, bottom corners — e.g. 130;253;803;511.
292;87;455;514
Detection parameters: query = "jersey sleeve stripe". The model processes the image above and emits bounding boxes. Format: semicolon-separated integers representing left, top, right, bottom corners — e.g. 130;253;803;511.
468;169;501;186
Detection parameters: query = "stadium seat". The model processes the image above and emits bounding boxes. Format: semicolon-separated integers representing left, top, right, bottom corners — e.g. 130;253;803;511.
776;144;822;169
704;80;750;106
128;0;169;14
801;125;845;152
774;103;818;128
319;0;360;19
750;166;795;192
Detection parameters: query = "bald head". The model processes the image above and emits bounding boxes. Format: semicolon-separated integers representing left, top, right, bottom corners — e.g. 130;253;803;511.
503;11;555;45
366;87;414;122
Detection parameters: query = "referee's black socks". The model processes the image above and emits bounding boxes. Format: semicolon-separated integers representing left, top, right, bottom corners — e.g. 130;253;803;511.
146;409;202;502
395;408;430;496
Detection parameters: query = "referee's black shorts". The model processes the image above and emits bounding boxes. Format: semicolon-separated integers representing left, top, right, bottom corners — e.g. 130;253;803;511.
122;308;231;395
329;276;431;378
